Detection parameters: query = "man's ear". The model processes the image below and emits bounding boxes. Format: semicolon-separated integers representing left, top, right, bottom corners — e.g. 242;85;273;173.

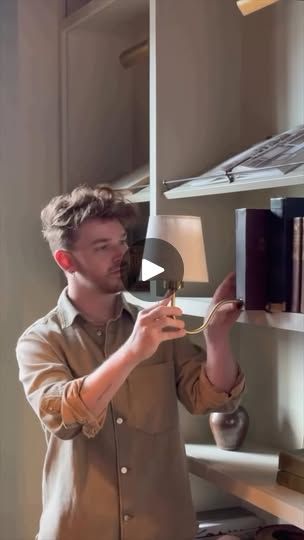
54;250;76;274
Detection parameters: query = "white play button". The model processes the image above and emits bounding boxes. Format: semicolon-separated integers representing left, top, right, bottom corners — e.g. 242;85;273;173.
120;238;184;302
140;258;165;281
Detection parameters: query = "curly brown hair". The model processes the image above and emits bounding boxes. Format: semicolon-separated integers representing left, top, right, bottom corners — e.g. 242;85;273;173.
41;184;138;252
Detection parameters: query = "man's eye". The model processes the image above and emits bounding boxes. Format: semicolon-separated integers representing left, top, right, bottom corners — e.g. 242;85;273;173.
121;239;128;245
95;245;107;251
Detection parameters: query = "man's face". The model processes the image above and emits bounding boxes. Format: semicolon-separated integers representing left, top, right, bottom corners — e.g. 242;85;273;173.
68;218;129;294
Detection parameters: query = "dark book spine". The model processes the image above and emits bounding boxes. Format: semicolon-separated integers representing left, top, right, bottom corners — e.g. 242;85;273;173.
268;197;304;312
300;218;304;313
235;208;269;310
268;199;288;311
291;217;303;313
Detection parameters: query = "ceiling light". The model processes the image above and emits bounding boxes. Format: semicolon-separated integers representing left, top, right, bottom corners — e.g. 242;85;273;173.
237;0;280;16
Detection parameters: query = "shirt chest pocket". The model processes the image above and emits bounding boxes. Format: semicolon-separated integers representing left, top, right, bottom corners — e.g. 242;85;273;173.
128;361;179;435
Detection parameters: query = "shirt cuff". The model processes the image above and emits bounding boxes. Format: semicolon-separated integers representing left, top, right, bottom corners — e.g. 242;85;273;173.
61;377;107;439
200;366;246;413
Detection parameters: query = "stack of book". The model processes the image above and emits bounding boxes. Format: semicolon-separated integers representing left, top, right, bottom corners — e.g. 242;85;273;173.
236;197;304;312
276;448;304;495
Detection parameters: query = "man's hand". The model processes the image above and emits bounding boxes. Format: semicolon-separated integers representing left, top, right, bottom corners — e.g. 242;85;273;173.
80;296;186;419
204;272;242;343
202;272;242;392
125;296;186;365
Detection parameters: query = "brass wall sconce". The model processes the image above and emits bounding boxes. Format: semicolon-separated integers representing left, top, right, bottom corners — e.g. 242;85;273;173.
143;215;242;335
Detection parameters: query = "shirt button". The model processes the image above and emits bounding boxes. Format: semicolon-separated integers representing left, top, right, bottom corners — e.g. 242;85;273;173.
121;467;128;474
96;329;103;336
123;514;131;522
116;417;124;425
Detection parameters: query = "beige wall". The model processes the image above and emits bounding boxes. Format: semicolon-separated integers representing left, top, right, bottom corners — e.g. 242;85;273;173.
240;0;304;146
0;1;62;539
66;0;91;16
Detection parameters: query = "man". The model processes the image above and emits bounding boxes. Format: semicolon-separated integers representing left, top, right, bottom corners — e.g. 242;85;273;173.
16;185;245;540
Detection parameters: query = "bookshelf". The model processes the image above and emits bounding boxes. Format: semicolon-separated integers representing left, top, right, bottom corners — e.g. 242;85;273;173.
123;293;304;333
186;444;304;529
61;0;149;196
128;185;150;203
62;0;304;527
164;170;304;200
63;0;149;32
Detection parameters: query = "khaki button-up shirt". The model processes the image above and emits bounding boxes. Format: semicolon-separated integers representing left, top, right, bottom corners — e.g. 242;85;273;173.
16;288;245;540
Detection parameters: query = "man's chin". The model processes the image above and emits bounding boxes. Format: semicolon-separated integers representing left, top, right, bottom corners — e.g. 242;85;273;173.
98;278;125;294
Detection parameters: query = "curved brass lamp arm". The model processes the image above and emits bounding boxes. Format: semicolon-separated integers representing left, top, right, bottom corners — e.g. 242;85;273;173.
170;290;243;335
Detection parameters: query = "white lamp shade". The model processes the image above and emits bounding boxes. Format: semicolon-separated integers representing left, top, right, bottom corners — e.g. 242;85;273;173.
144;215;209;283
237;0;279;16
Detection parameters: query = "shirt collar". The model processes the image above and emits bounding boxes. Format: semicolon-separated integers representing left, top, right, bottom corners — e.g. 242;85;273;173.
119;293;138;322
57;287;137;329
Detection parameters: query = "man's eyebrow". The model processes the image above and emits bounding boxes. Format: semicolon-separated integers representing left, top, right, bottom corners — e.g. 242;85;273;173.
90;232;127;245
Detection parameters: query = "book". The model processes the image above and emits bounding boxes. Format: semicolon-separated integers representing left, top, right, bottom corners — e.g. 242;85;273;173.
300;224;304;313
276;469;304;495
168;139;272;188
268;197;304;312
235;208;270;310
166;124;304;190
233;125;304;179
278;448;304;478
291;217;303;312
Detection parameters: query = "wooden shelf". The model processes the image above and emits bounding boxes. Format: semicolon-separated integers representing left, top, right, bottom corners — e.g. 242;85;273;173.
63;0;149;33
164;170;304;200
184;299;304;333
123;294;304;332
236;309;304;333
186;444;304;528
123;293;212;313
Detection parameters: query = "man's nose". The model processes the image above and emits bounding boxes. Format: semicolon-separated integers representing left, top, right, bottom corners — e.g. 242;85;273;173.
113;243;128;261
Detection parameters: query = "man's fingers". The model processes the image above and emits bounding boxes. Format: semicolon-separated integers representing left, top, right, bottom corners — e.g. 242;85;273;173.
141;304;183;320
213;272;236;302
161;329;186;341
162;290;174;301
139;295;172;317
152;316;185;330
157;294;172;305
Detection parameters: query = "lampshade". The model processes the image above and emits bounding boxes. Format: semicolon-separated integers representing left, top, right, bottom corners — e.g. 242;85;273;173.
237;0;279;15
144;215;209;283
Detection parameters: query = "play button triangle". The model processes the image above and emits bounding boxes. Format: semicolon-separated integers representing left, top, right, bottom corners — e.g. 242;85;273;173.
140;259;165;281
120;237;184;302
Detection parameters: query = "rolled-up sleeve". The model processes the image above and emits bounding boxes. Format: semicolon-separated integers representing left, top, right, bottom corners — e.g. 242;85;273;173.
172;336;245;415
16;330;106;440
